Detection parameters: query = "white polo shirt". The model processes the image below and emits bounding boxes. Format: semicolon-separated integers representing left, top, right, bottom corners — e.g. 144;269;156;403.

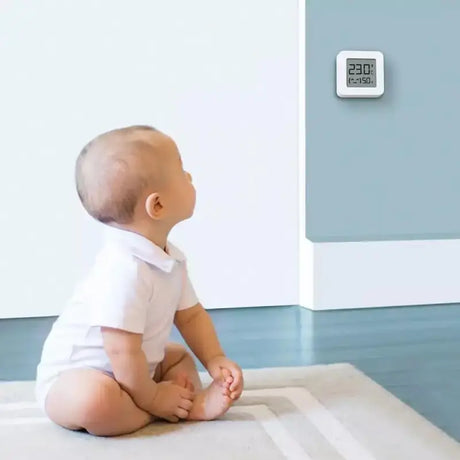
35;227;198;408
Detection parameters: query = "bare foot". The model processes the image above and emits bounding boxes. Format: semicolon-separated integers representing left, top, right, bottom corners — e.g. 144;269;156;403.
187;380;233;421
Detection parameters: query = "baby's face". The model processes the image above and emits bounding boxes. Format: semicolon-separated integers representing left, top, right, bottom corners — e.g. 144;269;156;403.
143;133;196;225
163;139;196;223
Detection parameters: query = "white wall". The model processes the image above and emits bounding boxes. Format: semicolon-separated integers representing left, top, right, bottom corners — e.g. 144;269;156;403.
0;0;299;318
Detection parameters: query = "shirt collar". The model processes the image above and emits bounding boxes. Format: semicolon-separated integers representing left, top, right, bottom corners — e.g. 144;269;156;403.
105;227;186;273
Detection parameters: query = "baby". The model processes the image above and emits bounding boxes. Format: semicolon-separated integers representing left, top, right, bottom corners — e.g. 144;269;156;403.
35;125;243;436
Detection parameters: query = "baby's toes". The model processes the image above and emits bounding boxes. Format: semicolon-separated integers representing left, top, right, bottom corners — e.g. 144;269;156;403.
221;386;231;397
221;369;233;388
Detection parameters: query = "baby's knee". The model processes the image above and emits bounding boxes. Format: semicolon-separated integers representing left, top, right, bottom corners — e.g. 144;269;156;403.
78;377;120;434
166;343;191;363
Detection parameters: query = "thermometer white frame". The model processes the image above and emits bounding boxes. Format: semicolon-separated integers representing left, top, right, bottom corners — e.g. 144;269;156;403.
336;50;384;98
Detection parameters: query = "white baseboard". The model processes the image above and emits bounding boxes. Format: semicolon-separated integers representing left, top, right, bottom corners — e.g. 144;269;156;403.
299;238;460;310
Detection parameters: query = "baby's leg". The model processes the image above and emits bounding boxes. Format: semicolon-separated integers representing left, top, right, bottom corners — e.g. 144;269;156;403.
156;343;233;421
45;368;153;437
155;342;203;392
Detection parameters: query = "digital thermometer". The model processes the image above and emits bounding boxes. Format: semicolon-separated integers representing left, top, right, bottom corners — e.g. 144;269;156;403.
336;50;384;98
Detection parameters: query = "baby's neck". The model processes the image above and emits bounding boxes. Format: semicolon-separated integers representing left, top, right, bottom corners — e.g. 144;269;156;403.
112;222;172;251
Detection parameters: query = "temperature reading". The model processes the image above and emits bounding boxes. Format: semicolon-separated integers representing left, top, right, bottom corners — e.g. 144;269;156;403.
346;58;376;87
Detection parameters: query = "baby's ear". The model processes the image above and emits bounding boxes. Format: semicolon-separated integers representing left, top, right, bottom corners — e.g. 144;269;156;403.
145;192;163;219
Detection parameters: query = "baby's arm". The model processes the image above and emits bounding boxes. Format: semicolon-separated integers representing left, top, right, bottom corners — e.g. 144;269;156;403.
174;304;224;367
101;327;194;422
174;304;243;399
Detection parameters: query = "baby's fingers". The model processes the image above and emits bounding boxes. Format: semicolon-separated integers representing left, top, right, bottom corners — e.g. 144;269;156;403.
179;398;193;411
175;407;189;419
221;368;233;388
230;386;243;400
229;368;242;392
180;388;194;401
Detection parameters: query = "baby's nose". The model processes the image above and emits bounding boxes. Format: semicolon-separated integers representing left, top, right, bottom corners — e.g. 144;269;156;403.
186;172;193;182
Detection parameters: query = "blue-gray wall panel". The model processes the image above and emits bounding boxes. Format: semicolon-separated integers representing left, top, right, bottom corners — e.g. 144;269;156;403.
306;1;460;241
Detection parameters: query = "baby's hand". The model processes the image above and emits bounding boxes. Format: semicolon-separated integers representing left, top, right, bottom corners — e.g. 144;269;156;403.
149;381;194;422
207;356;244;400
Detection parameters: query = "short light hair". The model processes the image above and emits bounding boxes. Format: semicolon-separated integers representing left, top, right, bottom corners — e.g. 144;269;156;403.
75;125;160;224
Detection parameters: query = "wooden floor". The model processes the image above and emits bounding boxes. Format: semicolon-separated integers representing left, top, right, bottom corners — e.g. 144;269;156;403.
1;304;459;441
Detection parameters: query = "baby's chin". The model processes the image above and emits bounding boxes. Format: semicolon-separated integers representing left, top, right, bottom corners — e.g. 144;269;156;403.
180;209;196;221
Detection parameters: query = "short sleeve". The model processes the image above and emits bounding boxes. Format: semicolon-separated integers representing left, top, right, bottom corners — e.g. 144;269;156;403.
89;253;150;333
177;262;199;311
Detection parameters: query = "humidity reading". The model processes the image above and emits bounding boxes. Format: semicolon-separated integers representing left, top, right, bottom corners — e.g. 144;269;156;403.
346;58;376;87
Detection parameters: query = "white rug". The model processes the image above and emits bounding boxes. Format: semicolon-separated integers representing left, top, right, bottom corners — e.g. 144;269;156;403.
0;363;458;460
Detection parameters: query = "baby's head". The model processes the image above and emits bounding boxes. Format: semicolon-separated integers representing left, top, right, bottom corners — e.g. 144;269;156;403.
75;125;195;232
